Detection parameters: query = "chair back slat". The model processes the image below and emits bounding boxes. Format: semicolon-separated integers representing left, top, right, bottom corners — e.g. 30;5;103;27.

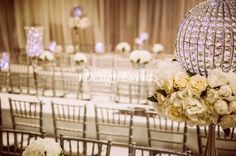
0;128;45;156
59;135;112;156
95;105;133;155
9;98;43;133
146;111;187;152
51;102;87;141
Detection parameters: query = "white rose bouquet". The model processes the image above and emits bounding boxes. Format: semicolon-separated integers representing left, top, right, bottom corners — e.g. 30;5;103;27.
70;17;90;29
116;42;131;53
152;43;164;53
39;50;54;61
74;53;87;65
22;138;63;156
148;64;236;132
129;50;151;66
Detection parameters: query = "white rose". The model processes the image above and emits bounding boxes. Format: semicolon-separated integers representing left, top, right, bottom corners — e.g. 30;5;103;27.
174;72;189;89
152;44;164;53
170;92;184;107
207;68;228;88
226;71;236;95
183;98;207;115
116;42;131;52
229;101;236;113
214;100;231;115
218;85;232;97
165;105;186;122
205;89;219;105
188;75;208;97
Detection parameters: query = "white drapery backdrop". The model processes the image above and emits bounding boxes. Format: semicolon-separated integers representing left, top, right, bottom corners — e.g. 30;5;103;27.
0;0;204;53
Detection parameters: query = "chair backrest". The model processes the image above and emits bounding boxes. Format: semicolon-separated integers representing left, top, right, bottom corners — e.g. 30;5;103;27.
59;134;112;156
51;102;87;141
131;142;191;156
9;98;43;133
146;111;188;152
0;128;45;156
197;125;236;155
94;105;134;154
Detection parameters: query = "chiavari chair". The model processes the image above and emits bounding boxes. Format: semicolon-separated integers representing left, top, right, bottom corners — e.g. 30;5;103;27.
146;111;188;153
60;134;112;156
0;67;9;93
35;67;55;97
0;128;45;156
197;125;236;155
9;98;43;133
51;102;87;141
94;105;134;156
131;142;191;156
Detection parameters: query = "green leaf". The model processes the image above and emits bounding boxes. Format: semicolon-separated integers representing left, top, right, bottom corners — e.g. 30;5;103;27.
156;90;167;97
59;150;64;156
137;58;140;64
222;128;230;137
147;96;158;102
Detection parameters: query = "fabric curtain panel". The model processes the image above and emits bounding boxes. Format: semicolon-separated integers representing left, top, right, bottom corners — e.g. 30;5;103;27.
0;0;204;54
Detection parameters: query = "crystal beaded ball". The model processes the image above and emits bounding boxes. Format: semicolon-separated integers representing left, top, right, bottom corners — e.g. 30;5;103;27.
176;0;236;75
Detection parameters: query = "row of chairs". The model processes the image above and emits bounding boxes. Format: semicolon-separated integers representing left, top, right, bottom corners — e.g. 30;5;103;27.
0;65;152;104
1;98;236;155
0;128;192;156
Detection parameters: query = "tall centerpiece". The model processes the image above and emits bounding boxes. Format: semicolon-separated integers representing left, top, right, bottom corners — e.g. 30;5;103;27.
70;5;90;52
25;26;44;95
149;0;236;156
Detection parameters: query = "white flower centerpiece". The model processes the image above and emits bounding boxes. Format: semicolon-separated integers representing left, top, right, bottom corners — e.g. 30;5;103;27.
129;50;151;68
152;43;164;53
39;50;54;62
22;138;63;156
74;53;87;66
116;42;131;53
148;61;236;131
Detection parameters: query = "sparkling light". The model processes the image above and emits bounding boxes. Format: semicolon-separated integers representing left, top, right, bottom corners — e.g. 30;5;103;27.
139;32;149;41
48;41;56;52
0;52;9;69
25;26;44;57
95;42;105;53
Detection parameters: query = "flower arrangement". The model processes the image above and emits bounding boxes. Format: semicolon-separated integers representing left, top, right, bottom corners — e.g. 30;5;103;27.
65;45;74;54
115;42;131;53
39;50;54;61
129;50;151;66
74;53;87;65
22;138;63;156
148;61;236;130
70;17;90;29
152;44;164;53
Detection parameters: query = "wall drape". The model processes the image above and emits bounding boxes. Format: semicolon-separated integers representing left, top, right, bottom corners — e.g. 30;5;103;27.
0;0;204;54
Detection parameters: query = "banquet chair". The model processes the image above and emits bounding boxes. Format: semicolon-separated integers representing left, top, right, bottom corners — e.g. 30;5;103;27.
197;125;236;155
51;102;87;141
131;142;191;156
9;98;43;133
94;105;134;156
60;134;112;156
146;111;188;152
0;128;45;156
0;68;9;93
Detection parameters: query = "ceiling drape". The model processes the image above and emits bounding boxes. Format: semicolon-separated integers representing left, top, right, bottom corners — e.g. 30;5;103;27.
0;0;204;54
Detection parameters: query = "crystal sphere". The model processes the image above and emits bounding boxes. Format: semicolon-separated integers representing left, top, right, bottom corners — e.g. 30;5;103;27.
176;0;236;75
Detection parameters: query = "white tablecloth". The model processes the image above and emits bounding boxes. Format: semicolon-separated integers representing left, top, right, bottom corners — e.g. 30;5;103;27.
0;92;199;154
